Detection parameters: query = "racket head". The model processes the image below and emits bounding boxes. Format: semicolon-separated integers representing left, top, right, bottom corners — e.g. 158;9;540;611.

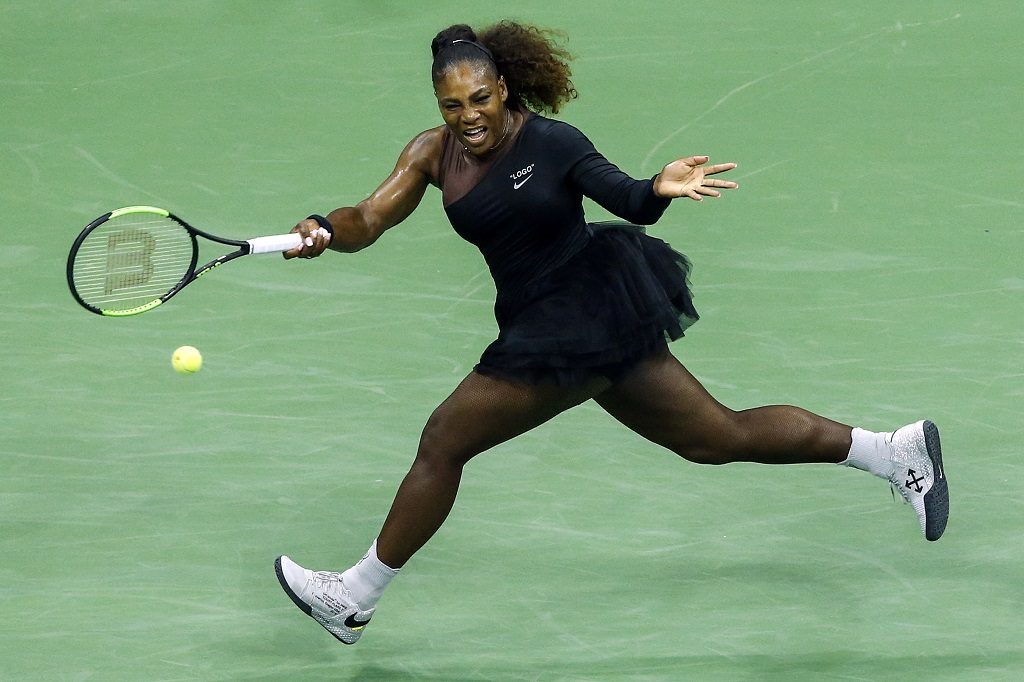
67;206;199;316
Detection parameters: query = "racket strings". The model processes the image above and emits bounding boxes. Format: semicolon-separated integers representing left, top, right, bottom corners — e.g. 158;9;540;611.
71;216;195;311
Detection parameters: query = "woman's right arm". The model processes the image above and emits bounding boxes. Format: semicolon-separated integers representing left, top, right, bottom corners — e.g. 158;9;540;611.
284;128;443;259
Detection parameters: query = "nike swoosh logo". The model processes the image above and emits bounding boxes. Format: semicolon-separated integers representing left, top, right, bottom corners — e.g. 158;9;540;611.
513;174;533;190
344;613;371;629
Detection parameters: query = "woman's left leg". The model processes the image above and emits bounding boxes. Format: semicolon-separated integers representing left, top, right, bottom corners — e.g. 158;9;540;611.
595;344;852;465
595;344;948;540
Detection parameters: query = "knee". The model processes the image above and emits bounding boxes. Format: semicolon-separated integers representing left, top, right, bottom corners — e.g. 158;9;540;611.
414;408;474;472
671;410;752;465
678;448;730;466
675;445;739;466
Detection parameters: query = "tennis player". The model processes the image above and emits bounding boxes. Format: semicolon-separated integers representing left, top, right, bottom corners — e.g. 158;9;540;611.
274;21;949;645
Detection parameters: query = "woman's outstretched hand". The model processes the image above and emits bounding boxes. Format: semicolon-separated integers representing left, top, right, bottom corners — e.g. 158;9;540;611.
653;156;738;201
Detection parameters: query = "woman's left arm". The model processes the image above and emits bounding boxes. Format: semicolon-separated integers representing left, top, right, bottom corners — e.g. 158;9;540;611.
565;124;738;224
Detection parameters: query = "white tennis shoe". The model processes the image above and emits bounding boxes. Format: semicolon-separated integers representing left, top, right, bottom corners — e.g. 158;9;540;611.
275;555;374;645
888;420;949;541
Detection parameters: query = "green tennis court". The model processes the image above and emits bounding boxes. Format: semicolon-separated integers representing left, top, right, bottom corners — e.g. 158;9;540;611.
3;1;1021;679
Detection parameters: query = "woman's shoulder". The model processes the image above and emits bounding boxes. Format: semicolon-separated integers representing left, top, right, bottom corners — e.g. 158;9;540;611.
400;126;448;185
405;126;447;160
521;114;592;158
525;113;576;134
523;114;588;144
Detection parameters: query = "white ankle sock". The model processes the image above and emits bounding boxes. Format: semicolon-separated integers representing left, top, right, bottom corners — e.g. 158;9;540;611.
841;428;894;479
341;539;398;610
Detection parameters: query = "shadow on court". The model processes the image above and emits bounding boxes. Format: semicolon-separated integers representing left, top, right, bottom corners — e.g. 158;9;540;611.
328;652;1024;681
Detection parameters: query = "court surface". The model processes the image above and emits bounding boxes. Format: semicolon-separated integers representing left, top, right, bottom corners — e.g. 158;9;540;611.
2;1;1022;679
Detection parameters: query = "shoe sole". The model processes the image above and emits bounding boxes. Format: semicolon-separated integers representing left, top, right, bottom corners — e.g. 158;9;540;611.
921;421;949;541
274;556;359;645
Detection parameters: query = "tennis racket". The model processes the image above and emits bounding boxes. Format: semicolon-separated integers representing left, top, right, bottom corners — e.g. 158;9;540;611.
67;205;331;316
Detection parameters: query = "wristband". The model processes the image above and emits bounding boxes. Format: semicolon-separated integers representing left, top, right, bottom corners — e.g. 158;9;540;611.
307;214;335;236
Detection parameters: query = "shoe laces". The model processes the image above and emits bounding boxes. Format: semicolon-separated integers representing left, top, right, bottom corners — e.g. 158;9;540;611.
310;570;350;599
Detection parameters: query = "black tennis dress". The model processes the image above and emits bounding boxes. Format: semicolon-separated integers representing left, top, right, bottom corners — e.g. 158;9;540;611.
438;112;698;386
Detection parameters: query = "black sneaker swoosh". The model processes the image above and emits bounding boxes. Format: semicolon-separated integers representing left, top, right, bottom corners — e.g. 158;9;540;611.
345;613;372;629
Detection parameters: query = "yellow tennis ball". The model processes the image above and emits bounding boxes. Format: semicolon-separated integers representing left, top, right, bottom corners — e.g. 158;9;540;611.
172;345;203;374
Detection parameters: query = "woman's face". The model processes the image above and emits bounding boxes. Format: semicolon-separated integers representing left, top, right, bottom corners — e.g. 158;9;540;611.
435;62;508;157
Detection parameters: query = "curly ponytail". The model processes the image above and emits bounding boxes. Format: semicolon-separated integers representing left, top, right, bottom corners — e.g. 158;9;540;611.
430;21;577;114
480;21;577;114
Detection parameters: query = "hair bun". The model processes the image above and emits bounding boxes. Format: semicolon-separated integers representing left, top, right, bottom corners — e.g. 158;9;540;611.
430;24;478;57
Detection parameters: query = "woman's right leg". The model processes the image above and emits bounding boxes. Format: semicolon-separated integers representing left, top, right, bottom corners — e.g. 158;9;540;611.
376;369;609;568
276;369;609;644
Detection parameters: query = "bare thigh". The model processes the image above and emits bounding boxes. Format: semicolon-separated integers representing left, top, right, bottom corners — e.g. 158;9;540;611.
595;345;734;461
376;369;612;566
417;370;612;467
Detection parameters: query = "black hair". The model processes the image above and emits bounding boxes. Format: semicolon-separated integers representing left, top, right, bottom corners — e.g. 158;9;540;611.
430;21;577;114
431;25;497;83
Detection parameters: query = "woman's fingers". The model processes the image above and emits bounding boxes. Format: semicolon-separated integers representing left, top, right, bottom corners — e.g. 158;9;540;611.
704;162;738;175
283;219;326;259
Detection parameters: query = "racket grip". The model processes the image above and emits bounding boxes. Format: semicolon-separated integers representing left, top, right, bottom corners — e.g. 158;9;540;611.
247;233;304;254
246;229;332;254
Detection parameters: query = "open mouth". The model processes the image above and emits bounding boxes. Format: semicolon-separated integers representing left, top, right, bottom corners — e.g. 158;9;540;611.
463;125;487;145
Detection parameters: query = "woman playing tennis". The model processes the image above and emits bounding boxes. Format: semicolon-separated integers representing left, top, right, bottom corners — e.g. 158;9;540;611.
274;21;949;645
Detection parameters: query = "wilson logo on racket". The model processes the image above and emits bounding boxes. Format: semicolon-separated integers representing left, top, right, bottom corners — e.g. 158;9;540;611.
67;206;332;317
103;229;157;295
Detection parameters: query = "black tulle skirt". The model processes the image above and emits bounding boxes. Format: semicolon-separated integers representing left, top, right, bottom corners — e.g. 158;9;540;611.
476;221;698;386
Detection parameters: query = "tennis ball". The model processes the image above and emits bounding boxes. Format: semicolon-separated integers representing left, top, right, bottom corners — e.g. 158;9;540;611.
172;345;203;374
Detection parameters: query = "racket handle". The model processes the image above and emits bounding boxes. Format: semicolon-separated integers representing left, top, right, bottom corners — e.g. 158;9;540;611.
246;228;331;255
